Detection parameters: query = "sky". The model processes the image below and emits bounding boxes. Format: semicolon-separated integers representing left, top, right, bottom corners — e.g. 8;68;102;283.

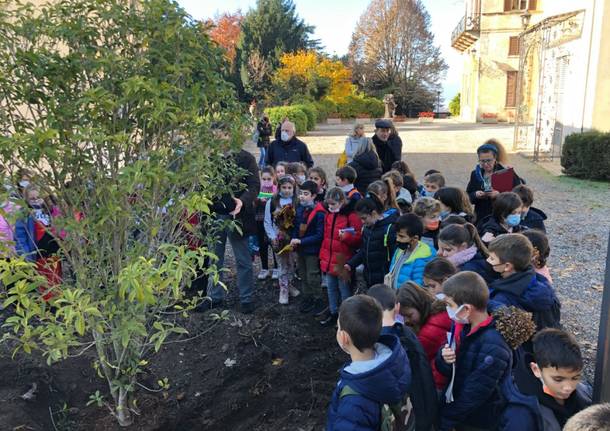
177;0;465;106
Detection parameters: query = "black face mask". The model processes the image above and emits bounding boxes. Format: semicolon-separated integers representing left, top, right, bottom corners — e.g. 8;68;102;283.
397;241;411;251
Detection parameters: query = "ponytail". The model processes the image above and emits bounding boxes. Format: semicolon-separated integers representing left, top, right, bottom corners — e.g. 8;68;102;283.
465;222;489;257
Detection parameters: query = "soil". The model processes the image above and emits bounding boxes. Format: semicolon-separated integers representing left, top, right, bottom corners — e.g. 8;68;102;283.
0;275;344;431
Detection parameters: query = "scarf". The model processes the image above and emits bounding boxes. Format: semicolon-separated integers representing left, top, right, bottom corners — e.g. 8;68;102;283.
447;245;478;267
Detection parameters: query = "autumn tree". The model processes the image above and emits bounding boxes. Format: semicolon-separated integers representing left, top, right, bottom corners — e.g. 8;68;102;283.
348;0;447;115
208;11;243;66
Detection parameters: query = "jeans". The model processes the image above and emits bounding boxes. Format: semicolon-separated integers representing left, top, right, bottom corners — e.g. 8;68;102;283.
258;146;267;169
208;220;254;304
326;274;352;314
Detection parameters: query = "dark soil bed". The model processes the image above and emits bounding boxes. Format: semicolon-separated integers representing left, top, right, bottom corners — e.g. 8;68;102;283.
0;276;343;430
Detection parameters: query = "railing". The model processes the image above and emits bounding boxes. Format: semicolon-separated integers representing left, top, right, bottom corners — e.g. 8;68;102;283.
451;13;481;51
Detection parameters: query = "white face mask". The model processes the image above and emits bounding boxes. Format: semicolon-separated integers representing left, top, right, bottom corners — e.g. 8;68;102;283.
280;131;290;142
446;304;469;324
340;184;353;193
19;180;30;188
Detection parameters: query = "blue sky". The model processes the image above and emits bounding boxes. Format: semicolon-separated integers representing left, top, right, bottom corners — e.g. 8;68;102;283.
177;0;464;106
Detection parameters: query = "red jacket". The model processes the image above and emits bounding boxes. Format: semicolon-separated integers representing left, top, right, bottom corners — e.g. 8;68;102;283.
418;311;453;389
319;203;363;276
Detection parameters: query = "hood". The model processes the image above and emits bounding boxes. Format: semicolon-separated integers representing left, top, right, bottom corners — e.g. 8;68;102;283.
352;150;381;170
527;207;547;221
491;268;556;311
339;334;411;404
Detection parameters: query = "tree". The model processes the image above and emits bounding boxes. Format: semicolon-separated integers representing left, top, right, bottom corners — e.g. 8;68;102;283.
208;12;243;66
449;93;461;117
235;0;319;100
0;0;243;426
348;0;447;115
272;51;352;104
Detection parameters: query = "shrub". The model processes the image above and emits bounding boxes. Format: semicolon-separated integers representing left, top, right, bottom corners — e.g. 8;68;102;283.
313;98;337;121
336;95;384;119
266;106;309;135
561;131;610;181
293;103;317;130
449;93;460;117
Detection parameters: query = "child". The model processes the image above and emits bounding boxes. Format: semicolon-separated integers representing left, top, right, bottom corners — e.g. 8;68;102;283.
308;166;328;203
382;170;412;215
417;169;440;197
367;179;400;221
437;222;497;284
479;191;524;244
326;295;411;431
290;180;326;314
335;166;362;202
510;329;592;430
522;229;552;283
436;186;475;224
287;162;307;185
422;257;457;295
275;161;288;178
391;160;418;201
422;172;445;197
514;184;547;232
345;195;396;289
413;196;441;250
564;403;610;431
319;187;363;326
487;233;561;330
264;175;299;304
385;214;436;287
437;271;513;431
255;167;278;280
397;281;451;389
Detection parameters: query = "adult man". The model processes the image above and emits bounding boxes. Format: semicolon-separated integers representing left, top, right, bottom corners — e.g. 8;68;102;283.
265;121;314;168
372;119;402;174
203;146;260;314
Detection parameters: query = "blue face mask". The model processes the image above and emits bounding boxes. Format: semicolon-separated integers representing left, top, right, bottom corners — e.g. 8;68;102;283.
506;214;521;227
439;210;451;220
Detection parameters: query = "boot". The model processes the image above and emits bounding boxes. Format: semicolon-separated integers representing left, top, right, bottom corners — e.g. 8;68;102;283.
314;305;330;321
279;285;289;304
320;313;338;327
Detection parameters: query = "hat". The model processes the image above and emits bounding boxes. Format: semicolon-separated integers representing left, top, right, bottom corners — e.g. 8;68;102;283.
374;119;393;129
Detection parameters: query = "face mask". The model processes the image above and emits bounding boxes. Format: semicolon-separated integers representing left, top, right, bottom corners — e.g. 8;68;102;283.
435;293;447;300
396;241;411;251
280;131;290;142
446;304;469;324
506;214;521;227
261;179;274;188
300;196;314;207
280;191;293;199
439;210;450;220
340;184;353;193
328;205;341;213
19;180;30;188
296;174;306;183
426;220;440;231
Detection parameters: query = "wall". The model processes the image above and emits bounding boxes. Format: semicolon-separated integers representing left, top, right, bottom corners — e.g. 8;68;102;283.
591;0;610;132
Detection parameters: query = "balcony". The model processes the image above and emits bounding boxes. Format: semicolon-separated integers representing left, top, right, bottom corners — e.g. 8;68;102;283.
451;13;481;52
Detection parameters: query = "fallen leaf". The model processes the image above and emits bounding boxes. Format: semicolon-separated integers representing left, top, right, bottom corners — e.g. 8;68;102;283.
272;358;284;366
592;284;604;292
20;383;37;401
224;358;237;368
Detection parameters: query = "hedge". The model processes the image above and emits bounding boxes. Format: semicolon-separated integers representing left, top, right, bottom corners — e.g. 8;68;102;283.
561;131;610;180
265;106;309;135
336;95;384;118
293;103;317;130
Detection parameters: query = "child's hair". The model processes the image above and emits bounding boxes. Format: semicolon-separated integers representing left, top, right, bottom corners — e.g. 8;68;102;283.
275;161;289;172
397;201;412;215
522;229;550;268
354;193;384;216
397;281;447;322
512;184;534;207
425;173;446;188
287;162;306;176
441;214;467;226
325;186;347;203
438;223;489;257
391;161;415;179
272;175;298;209
492;192;522;222
299;180;318;196
424;169;440;177
308;166;327;186
394;213;424;239
413;197;441;218
338;295;383;352
336;166;357;184
261;166;276;180
436;187;474;217
382;170;404;190
533;328;583;371
367;284;397;312
564;403;610;431
442;271;489;311
423;257;458;283
477;138;508;165
368;179;399;211
488;233;533;272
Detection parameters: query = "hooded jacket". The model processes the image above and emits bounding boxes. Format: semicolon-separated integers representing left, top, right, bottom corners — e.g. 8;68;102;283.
387;241;436;287
460;251;499;285
319;200;363;276
489;268;561;330
348;150;382;195
293;202;327;256
478;215;524;244
265;136;314;168
326;334;411;431
372;134;402;174
418;311;452;389
521;207;547;232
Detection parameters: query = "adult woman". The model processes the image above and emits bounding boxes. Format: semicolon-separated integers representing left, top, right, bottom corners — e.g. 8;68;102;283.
347;137;382;195
344;123;368;164
256;115;272;169
466;139;524;226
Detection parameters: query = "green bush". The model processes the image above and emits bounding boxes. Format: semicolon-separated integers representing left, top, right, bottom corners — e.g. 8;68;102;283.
336;95;384;118
313;99;337;120
266;106;309;135
449;93;460;117
561;131;610;180
293;103;317;130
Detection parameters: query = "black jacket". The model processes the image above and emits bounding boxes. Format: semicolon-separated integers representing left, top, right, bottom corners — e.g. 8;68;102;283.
372;134;402;174
521;207;547;232
348;150;382;195
347;214;397;287
256;120;272;148
466;163;524;225
265;136;314;168
478;215;523;244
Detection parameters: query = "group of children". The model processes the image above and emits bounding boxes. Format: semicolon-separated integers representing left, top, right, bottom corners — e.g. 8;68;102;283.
250;140;605;430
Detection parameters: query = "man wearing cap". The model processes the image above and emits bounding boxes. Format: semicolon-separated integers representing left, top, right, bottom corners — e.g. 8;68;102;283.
265;120;314;168
372;119;402;173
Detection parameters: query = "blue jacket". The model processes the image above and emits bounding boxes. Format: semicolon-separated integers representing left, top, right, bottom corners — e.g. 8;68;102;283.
326;334;411;431
388;241;436;287
489;268;561;330
460;251;499;285
293;202;326;256
14;215;37;262
436;318;512;431
522;207;547;232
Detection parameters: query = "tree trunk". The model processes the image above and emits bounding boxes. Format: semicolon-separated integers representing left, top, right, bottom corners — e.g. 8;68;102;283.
114;386;133;427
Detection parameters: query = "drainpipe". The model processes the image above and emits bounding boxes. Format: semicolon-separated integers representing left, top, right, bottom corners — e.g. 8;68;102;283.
581;0;597;133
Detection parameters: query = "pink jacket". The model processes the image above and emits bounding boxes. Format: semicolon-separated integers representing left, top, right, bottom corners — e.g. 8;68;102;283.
0;201;18;255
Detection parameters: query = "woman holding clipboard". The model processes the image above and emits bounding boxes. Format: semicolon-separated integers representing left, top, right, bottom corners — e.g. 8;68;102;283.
466;139;524;226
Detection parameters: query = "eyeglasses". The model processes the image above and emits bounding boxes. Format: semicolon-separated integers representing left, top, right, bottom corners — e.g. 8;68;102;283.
479;158;495;164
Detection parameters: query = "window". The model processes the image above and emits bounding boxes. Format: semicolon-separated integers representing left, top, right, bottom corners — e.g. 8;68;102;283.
508;36;520;56
504;0;536;11
506;71;518;107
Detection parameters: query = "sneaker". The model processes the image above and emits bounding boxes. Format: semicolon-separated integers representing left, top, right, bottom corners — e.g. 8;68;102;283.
257;269;270;280
272;269;280;280
320;313;338;327
299;297;314;313
310;298;327;315
288;285;300;297
240;302;255;314
279;286;289;304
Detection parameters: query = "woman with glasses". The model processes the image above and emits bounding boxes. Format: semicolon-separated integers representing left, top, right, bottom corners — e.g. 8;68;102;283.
466;139;524;226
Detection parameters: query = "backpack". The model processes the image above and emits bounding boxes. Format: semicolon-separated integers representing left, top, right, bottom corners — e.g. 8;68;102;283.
339;385;410;431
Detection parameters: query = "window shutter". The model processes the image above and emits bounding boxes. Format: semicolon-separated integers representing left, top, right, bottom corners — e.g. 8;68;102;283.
506;71;518;107
509;37;520;56
528;0;538;11
504;0;513;11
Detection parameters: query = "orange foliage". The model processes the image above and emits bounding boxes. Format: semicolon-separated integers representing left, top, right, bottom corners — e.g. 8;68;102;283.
208;12;243;65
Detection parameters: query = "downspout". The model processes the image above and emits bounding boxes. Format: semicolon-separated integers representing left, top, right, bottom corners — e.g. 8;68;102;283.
581;0;597;132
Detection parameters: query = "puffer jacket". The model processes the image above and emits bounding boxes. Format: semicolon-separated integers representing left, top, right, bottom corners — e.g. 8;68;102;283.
293;202;327;256
521;207;547;232
478;215;524;244
348;150;382;195
319;201;362;276
417;311;452;389
459;251;499;284
387;241;436;287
